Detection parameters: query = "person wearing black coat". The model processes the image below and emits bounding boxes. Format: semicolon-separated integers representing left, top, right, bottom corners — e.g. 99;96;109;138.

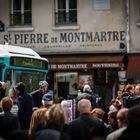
0;97;19;139
66;99;108;140
16;82;33;130
31;81;49;108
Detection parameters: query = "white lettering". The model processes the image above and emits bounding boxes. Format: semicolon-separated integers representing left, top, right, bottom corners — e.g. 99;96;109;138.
50;64;87;70
92;63;120;68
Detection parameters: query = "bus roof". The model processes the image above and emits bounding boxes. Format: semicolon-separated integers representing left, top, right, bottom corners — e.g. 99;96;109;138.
0;44;48;61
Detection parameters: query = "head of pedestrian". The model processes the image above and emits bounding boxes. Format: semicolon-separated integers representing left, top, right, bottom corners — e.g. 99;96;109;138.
61;100;69;108
107;110;118;126
1;97;13;113
134;83;140;95
91;108;105;119
42;91;53;107
39;81;48;93
15;82;26;95
78;99;92;115
83;84;92;93
44;104;65;131
116;108;128;128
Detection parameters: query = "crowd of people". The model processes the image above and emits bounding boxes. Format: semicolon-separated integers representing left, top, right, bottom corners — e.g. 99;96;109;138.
0;81;140;140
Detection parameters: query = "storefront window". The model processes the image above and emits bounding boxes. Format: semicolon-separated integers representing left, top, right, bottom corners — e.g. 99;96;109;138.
95;70;118;85
55;72;78;99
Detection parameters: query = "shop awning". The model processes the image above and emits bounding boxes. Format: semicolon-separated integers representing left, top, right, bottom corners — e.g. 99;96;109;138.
126;54;140;80
44;54;125;70
46;54;124;63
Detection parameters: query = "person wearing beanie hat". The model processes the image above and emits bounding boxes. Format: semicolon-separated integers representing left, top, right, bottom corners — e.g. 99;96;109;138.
31;80;49;108
42;91;54;106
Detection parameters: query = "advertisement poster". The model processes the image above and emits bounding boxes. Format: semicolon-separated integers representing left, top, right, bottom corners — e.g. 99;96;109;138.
66;100;75;122
78;75;93;88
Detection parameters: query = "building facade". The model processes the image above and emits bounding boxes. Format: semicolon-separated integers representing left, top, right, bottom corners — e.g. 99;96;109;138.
0;0;139;108
126;0;140;83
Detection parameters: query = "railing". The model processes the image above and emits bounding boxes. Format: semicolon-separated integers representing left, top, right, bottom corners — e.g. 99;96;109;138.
55;10;77;26
10;11;32;26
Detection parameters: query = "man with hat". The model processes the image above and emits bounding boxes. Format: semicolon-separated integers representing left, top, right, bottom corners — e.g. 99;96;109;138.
31;81;49;108
41;90;54;106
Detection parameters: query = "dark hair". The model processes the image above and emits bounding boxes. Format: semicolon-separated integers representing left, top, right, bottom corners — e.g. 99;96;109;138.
16;82;26;93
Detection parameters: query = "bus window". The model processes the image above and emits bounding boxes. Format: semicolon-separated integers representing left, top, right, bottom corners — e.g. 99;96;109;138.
14;70;46;93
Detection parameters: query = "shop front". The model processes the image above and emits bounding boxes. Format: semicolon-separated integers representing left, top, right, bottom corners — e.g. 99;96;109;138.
126;54;140;83
44;53;125;108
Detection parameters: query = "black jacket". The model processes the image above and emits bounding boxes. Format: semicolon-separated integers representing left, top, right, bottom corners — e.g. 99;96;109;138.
17;92;33;130
66;113;108;140
0;112;19;139
31;89;44;108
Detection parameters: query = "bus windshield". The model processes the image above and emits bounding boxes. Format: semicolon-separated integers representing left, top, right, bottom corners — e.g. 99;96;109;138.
5;69;46;93
15;70;46;92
